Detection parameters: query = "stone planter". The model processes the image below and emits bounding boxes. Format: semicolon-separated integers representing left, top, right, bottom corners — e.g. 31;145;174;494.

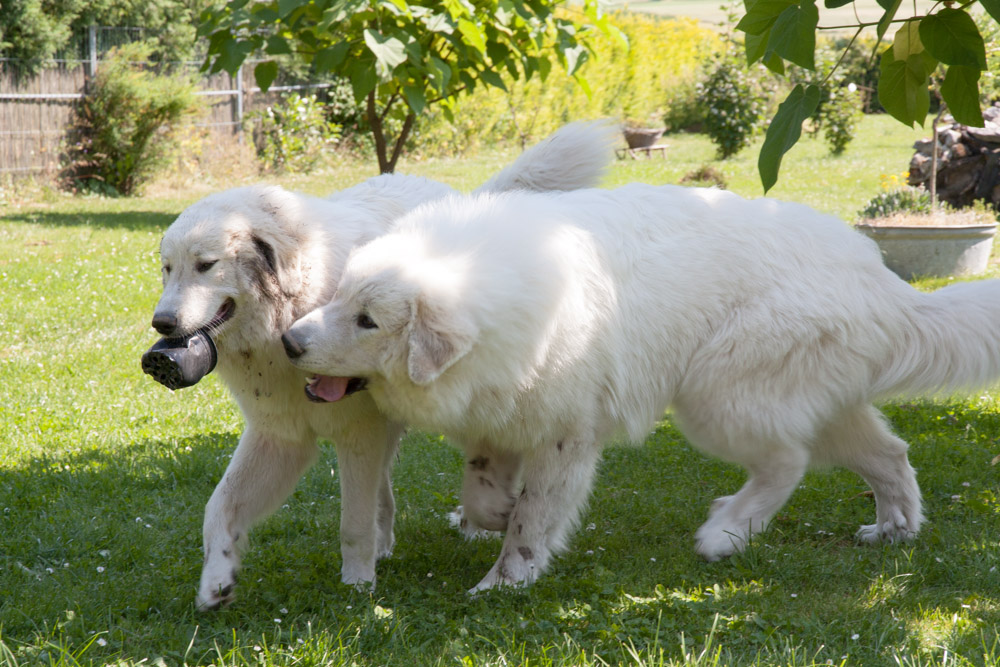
855;222;998;280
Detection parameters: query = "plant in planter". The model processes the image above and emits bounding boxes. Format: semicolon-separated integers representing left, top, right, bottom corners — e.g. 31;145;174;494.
855;175;998;280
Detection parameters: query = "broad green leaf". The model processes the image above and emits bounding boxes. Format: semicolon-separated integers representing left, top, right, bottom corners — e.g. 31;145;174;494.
763;50;785;74
980;0;1000;25
313;42;349;71
892;21;923;61
875;0;896;9
767;1;818;70
878;45;930;127
479;67;507;91
736;0;797;35
428;55;452;92
745;30;768;65
254;60;279;92
940;65;984;127
759;83;820;192
402;84;426;114
265;35;292;55
422;11;453;33
458;18;487;53
564;44;588;75
823;0;852;7
364;29;408;69
277;0;301;20
349;61;377;102
214;36;255;75
919;8;986;68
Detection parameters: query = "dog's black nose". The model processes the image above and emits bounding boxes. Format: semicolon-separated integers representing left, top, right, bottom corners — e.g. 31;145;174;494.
152;313;178;336
281;332;305;359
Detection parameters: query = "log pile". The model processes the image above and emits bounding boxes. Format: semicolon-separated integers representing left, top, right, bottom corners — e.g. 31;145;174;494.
908;104;1000;209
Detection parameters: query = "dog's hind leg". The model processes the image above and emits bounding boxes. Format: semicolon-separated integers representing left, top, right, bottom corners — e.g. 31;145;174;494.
469;437;601;593
813;404;923;544
693;445;809;562
449;442;524;538
197;427;318;611
335;418;404;588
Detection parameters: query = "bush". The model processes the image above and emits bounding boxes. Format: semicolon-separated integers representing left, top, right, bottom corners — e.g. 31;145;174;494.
61;43;199;195
819;85;863;155
697;52;767;159
409;13;719;155
858;176;932;220
248;93;341;173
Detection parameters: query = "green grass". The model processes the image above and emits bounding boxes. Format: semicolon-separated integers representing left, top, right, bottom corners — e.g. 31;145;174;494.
3;115;1000;666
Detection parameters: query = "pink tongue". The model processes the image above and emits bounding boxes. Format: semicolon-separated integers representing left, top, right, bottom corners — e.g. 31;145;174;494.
309;375;350;402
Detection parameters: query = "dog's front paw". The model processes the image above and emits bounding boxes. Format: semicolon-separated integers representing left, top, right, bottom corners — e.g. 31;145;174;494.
196;566;238;612
448;506;502;541
694;521;747;562
856;506;918;543
467;544;541;594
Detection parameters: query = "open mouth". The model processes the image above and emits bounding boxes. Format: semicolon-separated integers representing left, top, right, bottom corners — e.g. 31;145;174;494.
304;376;368;403
207;298;236;330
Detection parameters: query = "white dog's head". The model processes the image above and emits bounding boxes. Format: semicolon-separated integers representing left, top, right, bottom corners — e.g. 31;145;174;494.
152;185;316;349
280;233;478;403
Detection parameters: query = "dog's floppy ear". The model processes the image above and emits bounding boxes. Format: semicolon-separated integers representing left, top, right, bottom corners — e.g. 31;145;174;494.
242;187;305;295
407;296;476;386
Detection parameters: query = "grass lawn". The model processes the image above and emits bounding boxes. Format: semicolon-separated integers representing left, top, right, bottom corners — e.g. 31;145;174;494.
2;114;1000;666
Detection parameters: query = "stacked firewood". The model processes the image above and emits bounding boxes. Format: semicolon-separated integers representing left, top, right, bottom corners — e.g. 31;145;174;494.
908;104;1000;209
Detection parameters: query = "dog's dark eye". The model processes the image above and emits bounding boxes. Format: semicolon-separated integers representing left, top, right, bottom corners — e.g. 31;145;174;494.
163;264;171;275
196;260;218;273
356;313;378;330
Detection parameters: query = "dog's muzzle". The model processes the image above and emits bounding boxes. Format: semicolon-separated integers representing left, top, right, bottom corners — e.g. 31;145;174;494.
141;329;218;390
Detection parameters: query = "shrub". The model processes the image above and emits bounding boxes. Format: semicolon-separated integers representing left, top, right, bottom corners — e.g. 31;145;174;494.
858;176;932;220
61;43;199;195
679;165;727;188
409;13;719;155
819;85;863;155
248;93;341;173
697;52;767;159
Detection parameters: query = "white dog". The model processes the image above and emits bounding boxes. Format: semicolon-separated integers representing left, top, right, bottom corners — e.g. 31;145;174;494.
148;122;617;609
282;184;1000;592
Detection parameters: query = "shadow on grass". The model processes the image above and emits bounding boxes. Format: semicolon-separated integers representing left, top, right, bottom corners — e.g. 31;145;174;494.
3;210;177;232
1;401;1000;664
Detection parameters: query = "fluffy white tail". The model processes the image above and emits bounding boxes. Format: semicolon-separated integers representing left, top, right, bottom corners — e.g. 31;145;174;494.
474;120;617;195
877;280;1000;397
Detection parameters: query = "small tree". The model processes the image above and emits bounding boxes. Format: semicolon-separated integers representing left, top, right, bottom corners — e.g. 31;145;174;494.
62;43;200;195
736;0;999;191
199;0;609;173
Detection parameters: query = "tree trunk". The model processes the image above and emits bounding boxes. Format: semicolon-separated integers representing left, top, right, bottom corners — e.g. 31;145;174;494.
366;91;416;174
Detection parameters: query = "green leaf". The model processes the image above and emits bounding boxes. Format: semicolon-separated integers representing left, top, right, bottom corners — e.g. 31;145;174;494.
940;65;984;127
364;29;408;69
402;84;426;114
214;36;255;75
478;67;507;91
892;20;923;60
277;0;301;19
313;42;349;71
980;0;1000;25
758;83;820;192
458;18;487;53
767;1;818;69
878;45;930;127
763;50;785;74
428;55;451;93
254;61;279;92
563;44;588;76
265;35;292;55
736;0;797;35
349;61;377;102
919;8;986;68
745;31;768;65
823;0;852;7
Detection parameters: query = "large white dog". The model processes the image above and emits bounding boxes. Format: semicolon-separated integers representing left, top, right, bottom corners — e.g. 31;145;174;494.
148;122;617;609
282;184;1000;592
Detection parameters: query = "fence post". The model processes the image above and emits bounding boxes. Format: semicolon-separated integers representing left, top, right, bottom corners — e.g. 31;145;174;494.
236;63;244;143
88;25;98;80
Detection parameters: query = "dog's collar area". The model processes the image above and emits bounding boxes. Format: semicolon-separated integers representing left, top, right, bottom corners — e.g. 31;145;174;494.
305;375;368;403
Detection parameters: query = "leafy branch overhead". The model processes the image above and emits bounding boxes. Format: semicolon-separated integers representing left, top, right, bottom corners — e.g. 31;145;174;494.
738;0;999;192
198;0;610;173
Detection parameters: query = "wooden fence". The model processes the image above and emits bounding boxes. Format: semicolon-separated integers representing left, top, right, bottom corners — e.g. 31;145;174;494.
0;57;249;176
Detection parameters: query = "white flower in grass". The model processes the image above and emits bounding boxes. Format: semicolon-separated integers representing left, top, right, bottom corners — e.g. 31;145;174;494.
96;566;105;573
586;523;596;531
96;638;107;647
790;593;798;598
851;633;860;640
280;607;288;615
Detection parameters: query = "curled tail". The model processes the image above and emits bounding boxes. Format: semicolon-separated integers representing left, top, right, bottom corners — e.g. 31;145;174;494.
474;120;617;195
876;279;1000;397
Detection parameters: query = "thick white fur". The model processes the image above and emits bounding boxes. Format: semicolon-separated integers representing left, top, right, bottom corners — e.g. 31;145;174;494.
284;184;1000;592
149;121;617;609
